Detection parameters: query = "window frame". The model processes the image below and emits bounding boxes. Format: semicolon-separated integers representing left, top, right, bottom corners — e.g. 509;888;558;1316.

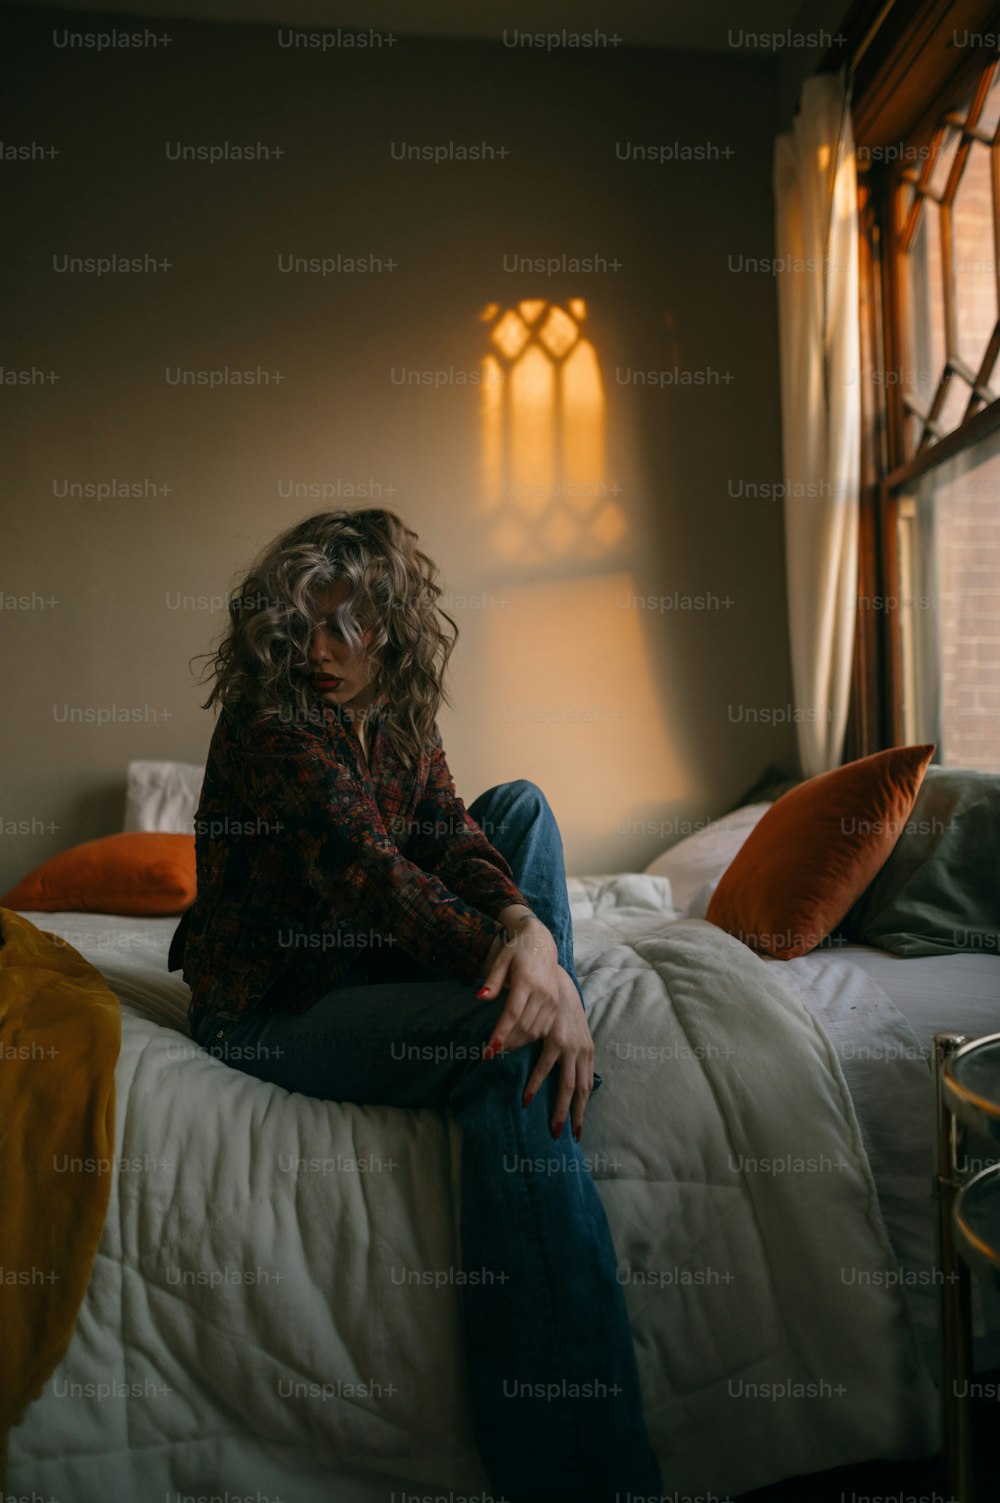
837;0;1000;757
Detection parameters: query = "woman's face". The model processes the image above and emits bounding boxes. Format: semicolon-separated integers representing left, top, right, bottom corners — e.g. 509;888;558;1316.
305;580;378;714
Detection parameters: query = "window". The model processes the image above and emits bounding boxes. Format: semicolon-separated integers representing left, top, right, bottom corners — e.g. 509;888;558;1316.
897;426;1000;769
858;38;1000;771
895;66;1000;456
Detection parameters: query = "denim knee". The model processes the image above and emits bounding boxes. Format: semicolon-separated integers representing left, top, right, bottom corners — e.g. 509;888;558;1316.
506;777;544;802
485;778;548;814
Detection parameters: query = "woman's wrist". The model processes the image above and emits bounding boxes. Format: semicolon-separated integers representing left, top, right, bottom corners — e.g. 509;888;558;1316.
498;905;556;961
498;903;535;934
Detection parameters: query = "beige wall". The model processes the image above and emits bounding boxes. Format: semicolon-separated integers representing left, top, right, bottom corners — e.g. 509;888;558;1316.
1;5;798;892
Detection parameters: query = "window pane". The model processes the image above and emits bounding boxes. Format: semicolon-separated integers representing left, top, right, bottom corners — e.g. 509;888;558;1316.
928;124;961;198
953;142;999;377
902;196;947;420
898;423;1000;770
935;368;973;437
975;65;1000;141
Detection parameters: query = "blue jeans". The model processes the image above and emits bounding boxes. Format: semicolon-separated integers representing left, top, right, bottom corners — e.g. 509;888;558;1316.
191;780;662;1501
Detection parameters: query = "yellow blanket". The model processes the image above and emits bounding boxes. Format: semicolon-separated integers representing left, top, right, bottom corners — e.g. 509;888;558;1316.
0;907;121;1486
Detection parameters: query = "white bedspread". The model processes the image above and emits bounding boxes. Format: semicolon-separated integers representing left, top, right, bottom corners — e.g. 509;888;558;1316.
8;878;938;1500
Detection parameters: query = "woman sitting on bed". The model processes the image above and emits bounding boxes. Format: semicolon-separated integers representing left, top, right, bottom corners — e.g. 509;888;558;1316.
173;506;662;1503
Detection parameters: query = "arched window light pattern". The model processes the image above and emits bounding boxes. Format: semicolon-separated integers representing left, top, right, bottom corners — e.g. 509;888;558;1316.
479;299;624;562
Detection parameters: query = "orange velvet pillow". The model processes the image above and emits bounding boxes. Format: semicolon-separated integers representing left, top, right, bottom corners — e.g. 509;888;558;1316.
706;744;936;959
0;832;196;916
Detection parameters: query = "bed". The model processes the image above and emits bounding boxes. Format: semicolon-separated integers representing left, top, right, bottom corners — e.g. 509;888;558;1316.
6;775;1000;1501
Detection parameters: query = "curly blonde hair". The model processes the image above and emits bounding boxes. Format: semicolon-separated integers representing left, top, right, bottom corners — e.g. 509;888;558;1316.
194;508;459;769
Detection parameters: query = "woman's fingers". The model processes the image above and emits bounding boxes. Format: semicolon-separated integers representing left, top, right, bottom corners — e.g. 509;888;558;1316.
477;945;516;1056
570;1067;592;1142
549;1053;579;1139
482;978;534;1057
477;945;513;1003
481;947;569;1066
489;982;562;1058
510;991;556;1047
519;1044;592;1139
522;1039;562;1107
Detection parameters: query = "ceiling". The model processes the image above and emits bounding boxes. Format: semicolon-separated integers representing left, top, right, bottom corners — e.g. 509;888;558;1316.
9;0;810;51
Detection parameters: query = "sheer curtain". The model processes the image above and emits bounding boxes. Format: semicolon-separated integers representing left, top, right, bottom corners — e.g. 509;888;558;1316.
773;67;861;776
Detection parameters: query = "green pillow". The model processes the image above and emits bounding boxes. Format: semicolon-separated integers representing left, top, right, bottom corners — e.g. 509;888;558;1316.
842;765;1000;957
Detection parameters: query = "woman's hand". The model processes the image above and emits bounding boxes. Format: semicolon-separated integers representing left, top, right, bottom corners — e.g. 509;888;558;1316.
478;917;596;1142
478;914;561;1048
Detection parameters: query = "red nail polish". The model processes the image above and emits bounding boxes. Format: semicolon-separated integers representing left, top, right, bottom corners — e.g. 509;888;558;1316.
573;1125;581;1142
477;986;490;997
523;1091;535;1107
483;1040;500;1060
551;1120;563;1139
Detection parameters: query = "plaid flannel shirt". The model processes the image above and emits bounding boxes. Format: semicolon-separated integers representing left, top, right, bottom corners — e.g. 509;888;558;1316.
174;696;530;1025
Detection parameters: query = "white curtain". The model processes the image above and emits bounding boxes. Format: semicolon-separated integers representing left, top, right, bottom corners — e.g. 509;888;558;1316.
773;67;861;776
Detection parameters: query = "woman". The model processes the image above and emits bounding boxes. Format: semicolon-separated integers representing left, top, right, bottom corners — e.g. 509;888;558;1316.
175;508;663;1502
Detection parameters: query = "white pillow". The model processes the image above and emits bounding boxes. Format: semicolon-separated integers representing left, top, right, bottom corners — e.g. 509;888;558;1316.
123;760;206;835
643;801;773;916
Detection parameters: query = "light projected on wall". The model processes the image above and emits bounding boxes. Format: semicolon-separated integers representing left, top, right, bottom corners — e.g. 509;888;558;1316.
479;299;623;563
471;297;694;844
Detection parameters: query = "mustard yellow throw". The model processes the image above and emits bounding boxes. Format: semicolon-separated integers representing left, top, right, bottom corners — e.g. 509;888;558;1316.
0;907;121;1485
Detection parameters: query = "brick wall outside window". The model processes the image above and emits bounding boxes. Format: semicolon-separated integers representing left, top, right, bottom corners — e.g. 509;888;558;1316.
902;132;1000;771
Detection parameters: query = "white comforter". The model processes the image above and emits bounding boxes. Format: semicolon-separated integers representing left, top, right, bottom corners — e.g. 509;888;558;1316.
8;876;938;1500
